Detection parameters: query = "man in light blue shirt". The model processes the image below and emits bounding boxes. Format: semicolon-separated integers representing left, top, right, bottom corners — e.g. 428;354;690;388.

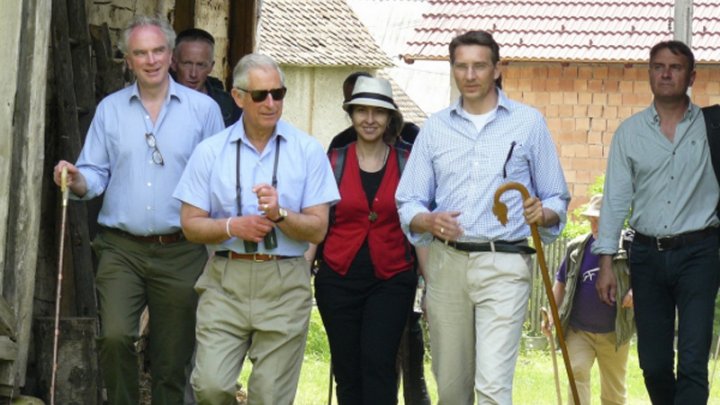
53;16;223;404
396;30;569;404
174;53;339;404
595;41;719;404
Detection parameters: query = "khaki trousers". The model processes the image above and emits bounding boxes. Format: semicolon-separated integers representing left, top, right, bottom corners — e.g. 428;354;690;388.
566;329;629;405
191;256;312;405
425;240;532;405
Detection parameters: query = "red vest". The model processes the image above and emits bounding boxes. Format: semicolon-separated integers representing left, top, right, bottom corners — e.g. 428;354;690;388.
323;144;414;279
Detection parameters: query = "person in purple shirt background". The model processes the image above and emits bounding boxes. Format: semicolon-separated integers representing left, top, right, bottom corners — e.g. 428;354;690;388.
545;194;634;405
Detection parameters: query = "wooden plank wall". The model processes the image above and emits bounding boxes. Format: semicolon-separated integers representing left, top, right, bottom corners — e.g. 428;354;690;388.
0;0;52;390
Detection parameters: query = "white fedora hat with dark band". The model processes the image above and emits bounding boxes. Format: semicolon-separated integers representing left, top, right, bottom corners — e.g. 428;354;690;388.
343;76;398;112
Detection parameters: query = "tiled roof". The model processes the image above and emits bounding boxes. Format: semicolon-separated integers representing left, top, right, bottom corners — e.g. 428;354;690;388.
257;0;393;67
377;70;428;125
403;0;720;63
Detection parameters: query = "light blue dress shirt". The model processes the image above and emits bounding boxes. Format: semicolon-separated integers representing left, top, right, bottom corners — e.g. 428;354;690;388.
72;77;224;235
173;119;340;257
593;102;719;255
396;90;570;246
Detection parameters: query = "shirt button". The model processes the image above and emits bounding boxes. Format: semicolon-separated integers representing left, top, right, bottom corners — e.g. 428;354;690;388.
146;206;152;210
147;182;152;187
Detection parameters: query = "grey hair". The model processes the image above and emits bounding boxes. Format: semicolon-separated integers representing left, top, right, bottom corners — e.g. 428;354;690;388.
118;15;176;55
232;53;285;89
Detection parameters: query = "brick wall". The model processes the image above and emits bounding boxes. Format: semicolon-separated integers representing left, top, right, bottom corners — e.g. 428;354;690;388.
502;62;720;211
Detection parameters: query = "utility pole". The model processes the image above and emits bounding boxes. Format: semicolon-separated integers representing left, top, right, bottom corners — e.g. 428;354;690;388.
674;0;693;96
674;0;693;47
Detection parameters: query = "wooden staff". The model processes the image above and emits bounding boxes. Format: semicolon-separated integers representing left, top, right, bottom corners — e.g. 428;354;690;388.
50;167;69;405
493;182;580;404
541;307;562;405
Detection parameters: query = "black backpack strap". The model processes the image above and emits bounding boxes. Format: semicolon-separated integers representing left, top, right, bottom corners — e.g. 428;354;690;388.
395;146;410;175
328;145;349;185
702;105;720;218
316;146;350;273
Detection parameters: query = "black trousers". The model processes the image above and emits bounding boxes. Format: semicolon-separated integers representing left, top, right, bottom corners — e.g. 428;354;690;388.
629;233;720;405
316;263;416;405
397;311;431;405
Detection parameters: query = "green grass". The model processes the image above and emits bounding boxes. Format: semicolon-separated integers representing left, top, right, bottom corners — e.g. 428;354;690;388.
237;308;720;404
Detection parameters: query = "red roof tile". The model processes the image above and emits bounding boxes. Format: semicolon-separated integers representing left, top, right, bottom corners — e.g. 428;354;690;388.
403;0;720;63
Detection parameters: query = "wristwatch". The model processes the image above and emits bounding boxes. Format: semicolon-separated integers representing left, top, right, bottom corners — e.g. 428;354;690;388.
272;207;288;223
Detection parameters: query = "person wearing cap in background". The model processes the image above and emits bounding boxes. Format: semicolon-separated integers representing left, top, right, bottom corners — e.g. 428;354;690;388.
544;194;634;405
172;28;241;127
315;76;418;404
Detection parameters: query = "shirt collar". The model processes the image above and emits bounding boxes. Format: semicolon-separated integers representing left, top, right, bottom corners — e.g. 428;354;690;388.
450;87;510;116
649;96;696;124
228;118;287;148
128;75;180;103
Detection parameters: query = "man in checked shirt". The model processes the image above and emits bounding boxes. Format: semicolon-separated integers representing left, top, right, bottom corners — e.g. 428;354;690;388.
396;30;570;404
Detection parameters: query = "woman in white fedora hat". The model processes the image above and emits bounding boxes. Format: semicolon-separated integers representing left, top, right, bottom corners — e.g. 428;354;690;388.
315;76;418;404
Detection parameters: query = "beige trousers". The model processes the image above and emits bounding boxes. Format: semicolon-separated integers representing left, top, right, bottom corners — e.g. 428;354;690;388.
566;329;630;405
191;256;312;405
425;240;532;405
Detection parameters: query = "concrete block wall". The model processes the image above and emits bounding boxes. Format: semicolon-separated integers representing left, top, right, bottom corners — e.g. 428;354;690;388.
502;62;720;211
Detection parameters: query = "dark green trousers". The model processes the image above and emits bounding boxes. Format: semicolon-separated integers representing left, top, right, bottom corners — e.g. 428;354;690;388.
93;231;207;405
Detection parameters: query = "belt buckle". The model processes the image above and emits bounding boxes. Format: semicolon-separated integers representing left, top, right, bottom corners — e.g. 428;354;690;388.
656;237;666;252
254;254;273;263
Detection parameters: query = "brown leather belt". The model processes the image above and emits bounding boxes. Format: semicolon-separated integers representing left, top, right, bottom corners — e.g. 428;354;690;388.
103;227;185;245
633;227;717;251
215;250;292;262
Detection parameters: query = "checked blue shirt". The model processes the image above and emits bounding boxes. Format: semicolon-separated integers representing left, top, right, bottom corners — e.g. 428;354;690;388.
396;89;570;246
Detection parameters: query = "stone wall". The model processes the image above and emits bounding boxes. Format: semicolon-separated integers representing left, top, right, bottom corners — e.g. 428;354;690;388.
85;0;230;80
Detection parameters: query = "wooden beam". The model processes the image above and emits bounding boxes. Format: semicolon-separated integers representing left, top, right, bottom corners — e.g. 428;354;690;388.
174;0;196;34
5;0;52;389
227;0;258;89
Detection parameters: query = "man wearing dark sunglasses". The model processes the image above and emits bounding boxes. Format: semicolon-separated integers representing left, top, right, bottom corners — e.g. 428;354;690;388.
174;53;339;404
52;16;224;405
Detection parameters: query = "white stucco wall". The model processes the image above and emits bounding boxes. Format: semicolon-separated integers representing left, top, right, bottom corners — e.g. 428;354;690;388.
281;66;377;149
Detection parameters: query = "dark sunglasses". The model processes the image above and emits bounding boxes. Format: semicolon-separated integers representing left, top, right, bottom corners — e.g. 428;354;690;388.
239;87;287;102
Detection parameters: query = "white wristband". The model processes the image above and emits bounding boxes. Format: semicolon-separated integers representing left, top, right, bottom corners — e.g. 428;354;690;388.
225;217;233;239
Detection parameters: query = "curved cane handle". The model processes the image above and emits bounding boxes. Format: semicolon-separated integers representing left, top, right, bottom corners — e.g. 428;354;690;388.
493;182;580;405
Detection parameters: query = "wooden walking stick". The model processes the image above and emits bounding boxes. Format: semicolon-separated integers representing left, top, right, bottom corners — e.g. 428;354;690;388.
50;167;69;405
493;182;580;404
709;332;720;391
541;307;562;405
